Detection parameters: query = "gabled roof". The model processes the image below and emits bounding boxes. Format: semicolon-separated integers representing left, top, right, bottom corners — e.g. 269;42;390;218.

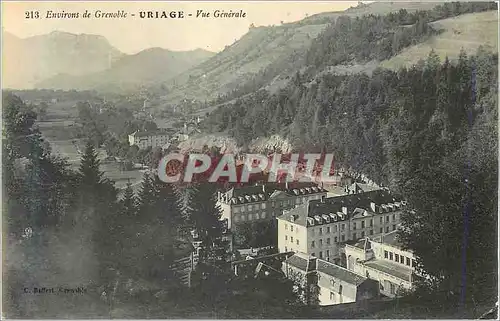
316;260;367;286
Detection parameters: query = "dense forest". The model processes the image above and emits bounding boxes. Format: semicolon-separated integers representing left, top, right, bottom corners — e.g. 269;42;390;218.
205;46;498;304
211;1;497;105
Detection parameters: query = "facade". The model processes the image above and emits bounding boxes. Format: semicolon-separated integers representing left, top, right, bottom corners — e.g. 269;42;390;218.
217;182;328;229
277;186;408;264
344;230;416;298
283;252;379;306
128;130;173;149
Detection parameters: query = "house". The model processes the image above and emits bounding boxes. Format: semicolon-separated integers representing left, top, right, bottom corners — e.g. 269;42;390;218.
217;182;328;229
344;230;416;298
276;186;408;264
283;252;379;305
128;130;174;149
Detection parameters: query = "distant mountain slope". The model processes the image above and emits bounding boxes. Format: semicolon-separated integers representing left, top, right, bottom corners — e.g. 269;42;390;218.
155;2;442;103
36;47;215;91
2;31;124;89
380;10;498;69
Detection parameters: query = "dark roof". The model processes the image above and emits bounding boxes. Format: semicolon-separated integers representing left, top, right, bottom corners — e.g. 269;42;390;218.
316;260;367;285
224;182;327;205
364;259;412;282
278;189;406;227
285;254;308;272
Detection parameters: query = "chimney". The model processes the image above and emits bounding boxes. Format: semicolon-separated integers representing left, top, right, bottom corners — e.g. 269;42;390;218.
262;185;266;193
285;181;289;190
342;206;348;214
321;195;326;203
370;202;376;212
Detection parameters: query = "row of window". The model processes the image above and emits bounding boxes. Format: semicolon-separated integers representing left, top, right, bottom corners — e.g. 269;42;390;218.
384;250;415;267
233;203;267;213
310;218;399;235
311;250;331;260
285;235;300;246
233;212;267;222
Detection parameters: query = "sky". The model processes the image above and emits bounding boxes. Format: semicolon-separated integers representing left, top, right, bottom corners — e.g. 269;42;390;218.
2;1;358;54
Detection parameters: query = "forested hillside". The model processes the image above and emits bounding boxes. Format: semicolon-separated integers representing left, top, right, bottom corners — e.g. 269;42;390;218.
205;45;498;304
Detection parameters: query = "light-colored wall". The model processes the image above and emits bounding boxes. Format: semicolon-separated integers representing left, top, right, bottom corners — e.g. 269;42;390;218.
317;271;357;305
278;218;308;254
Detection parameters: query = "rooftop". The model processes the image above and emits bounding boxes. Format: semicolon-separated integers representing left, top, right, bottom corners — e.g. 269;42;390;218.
364;259;412;282
284;253;368;286
277;188;407;227
131;129;176;137
223;182;327;205
316;259;368;285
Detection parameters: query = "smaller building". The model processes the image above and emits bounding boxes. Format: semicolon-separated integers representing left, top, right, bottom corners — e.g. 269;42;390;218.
344;230;416;298
283;252;379;306
128;130;173;149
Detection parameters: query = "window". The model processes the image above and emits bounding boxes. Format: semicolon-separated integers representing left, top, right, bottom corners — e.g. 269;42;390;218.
261;212;266;219
385;226;389;233
327;227;331;233
370;219;373;227
291;236;294;243
311;241;315;248
380;217;383;224
393;224;396;231
319;239;323;246
353;222;356;230
330;292;335;301
285;235;288;241
384;250;388;259
285;224;288;230
341;224;345;231
248;204;253;211
234;207;239;214
390;283;396;294
352;233;357;240
291;225;294;232
327;238;331;245
339;285;343;295
285;247;287;252
334;236;338;243
400;256;405;264
361;231;365;238
386;216;389;222
361;221;365;228
296;198;300;205
319;251;323;259
254;213;259;219
389;252;393;260
319;228;323;235
241;207;246;212
296;239;299;245
395;254;399;262
412;259;416;267
248;214;252;221
341;235;345;241
261;203;266;209
392;214;396;220
334;225;338;232
326;249;330;258
406;257;411;266
370;230;373;235
241;215;246;221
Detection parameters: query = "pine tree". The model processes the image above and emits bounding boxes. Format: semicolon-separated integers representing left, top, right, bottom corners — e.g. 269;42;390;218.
188;183;229;270
120;182;137;218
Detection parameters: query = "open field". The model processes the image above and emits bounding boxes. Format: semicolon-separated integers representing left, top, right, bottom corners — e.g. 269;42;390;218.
39;122;143;193
380;10;498;70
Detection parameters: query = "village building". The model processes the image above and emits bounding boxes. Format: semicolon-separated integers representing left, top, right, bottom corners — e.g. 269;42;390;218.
276;186;408;264
128;130;175;149
217;182;328;229
283;252;379;305
344;230;416;298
